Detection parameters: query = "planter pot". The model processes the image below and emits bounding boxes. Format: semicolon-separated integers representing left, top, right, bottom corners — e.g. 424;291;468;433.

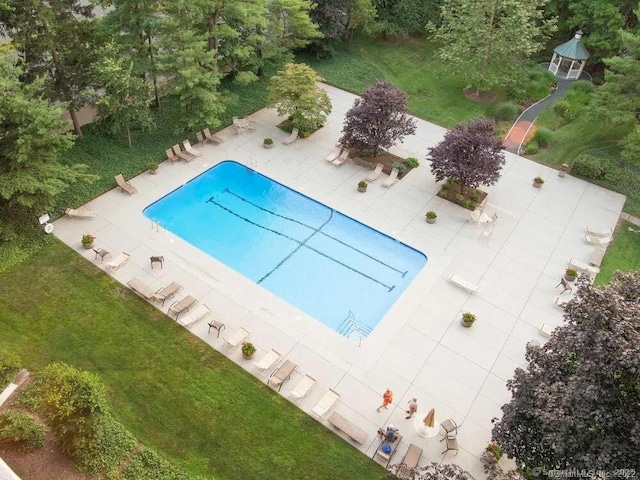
558;170;565;178
82;243;94;250
149;169;158;175
357;186;367;193
263;143;274;149
461;319;474;328
564;274;577;282
242;352;255;360
533;181;543;188
426;218;436;224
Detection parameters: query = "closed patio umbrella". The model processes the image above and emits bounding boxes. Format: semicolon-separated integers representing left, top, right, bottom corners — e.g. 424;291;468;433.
423;408;435;428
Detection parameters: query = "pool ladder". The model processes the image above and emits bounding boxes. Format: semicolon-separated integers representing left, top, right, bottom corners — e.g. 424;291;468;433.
337;311;372;345
245;157;257;170
150;221;164;232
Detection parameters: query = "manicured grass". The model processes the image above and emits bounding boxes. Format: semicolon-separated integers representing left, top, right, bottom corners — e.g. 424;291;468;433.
595;221;640;286
300;38;493;128
0;242;385;480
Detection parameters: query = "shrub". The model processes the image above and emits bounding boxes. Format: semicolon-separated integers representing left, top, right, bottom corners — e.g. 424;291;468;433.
148;162;158;171
121;447;198;480
533;176;545;184
570;80;594;94
553;100;579;123
491;102;519;122
486;441;503;461
462;199;477;209
462;312;476;324
571;154;607;180
0;350;21;389
533;127;553;148
404;157;420;168
425;211;437;219
358;180;367;189
241;342;256;357
0;411;45;452
566;268;578;278
391;161;406;173
263;138;273;145
524;141;539;155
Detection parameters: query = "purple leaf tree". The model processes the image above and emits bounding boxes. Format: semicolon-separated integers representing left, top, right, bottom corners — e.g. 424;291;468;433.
427;117;505;195
493;272;640;471
338;80;416;157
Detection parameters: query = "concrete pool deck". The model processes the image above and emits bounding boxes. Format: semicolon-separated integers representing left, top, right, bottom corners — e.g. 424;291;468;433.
52;84;625;477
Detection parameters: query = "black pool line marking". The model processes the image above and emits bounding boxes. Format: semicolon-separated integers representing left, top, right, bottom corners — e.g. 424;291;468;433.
206;196;396;292
223;188;408;277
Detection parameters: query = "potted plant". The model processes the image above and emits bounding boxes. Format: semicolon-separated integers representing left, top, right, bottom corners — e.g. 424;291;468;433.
558;163;570;177
461;312;476;327
533;176;545;188
81;234;96;249
486;441;503;462
358;180;368;193
565;268;578;282
241;341;256;359
263;138;274;149
148;162;158;174
425;211;437;224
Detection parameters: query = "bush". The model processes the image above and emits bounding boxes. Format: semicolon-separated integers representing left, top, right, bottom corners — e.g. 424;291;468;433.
570;80;594;94
571;154;607;180
491;102;519;122
524;141;540;155
553;100;579;123
391;161;406;173
404;157;420;168
533;127;553;148
121;447;202;480
0;411;45;452
0;350;21;390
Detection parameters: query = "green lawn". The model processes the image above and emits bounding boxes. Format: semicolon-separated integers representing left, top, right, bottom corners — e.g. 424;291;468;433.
0;242;385;480
300;38;493;128
595;221;640;286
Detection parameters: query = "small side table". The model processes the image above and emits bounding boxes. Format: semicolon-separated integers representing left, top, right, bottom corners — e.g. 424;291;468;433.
150;255;164;269
93;248;111;262
207;320;225;338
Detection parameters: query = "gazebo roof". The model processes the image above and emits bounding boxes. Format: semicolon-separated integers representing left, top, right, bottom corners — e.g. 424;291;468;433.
554;31;590;61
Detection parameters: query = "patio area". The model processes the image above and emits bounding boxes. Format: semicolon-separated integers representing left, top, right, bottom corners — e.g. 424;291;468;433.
52;84;625;477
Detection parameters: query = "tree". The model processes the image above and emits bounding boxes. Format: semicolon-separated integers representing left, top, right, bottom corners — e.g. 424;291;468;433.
310;0;376;55
267;63;332;133
0;0;99;138
431;0;556;92
590;29;640;163
427;117;505;195
338;80;416;156
0;52;95;238
374;0;442;36
387;461;476;480
493;271;640;471
93;43;155;147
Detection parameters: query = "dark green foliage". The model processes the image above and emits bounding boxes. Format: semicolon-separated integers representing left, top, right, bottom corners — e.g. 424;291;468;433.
374;0;443;35
404;157;420;168
533;127;553;147
570;80;595;95
491;102;519;122
391;161;406;173
0;350;20;389
571;154;607;179
552;99;579;123
506;65;557;105
0;411;45;452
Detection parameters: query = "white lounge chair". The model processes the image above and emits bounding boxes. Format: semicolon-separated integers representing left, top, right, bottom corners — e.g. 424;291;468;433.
325;149;340;162
183;139;202;157
222;327;249;350
115;175;137;195
177;303;212;327
311;388;340;419
382;168;399;187
254;349;281;376
65;207;96;219
586;226;613;237
365;163;384;182
332;150;349;166
106;252;131;271
283;128;299;145
448;273;479;293
289;374;316;402
585;233;612;245
568;258;599;276
127;277;156;300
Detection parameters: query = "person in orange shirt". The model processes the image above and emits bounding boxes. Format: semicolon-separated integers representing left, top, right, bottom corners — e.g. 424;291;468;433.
376;388;393;412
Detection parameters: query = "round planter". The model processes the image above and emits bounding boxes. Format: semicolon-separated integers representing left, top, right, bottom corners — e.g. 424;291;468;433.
558;170;565;178
357;186;367;193
263;143;274;149
533;181;543;188
149;169;158;175
564;274;577;282
242;352;255;360
461;319;474;328
426;218;436;224
82;243;94;250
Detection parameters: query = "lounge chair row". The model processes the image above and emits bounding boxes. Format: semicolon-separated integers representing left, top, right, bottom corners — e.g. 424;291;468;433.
126;278;184;306
166;140;201;163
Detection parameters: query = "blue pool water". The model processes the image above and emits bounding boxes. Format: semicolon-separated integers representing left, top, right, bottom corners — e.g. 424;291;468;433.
144;161;427;339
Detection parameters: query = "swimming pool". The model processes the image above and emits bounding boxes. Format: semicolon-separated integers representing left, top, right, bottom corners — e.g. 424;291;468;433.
144;161;427;339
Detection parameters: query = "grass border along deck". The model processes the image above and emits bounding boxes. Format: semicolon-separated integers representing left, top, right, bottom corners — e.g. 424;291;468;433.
0;241;385;480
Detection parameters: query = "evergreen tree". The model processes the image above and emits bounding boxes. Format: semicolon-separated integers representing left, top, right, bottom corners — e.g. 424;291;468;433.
431;0;556;92
0;52;95;238
0;0;100;138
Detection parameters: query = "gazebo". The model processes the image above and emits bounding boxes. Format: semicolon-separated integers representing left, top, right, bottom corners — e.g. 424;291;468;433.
548;30;590;80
